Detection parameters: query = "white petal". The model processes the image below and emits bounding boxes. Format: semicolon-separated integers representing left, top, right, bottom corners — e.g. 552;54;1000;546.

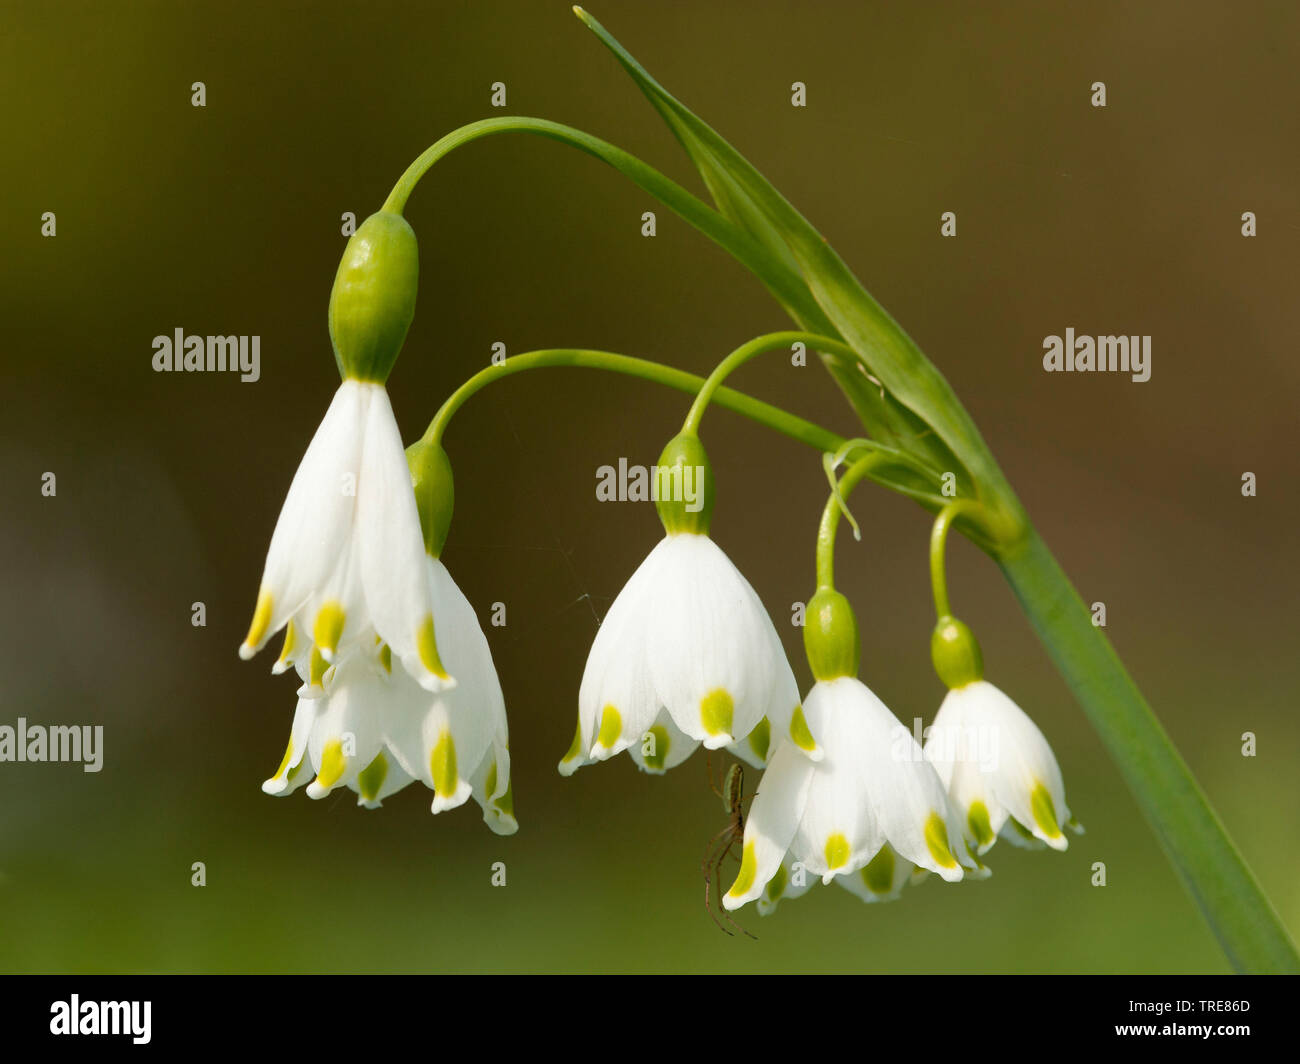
354;386;453;692
761;624;822;762
722;739;813;911
789;678;888;882
304;655;390;799
426;558;499;767
644;535;783;750
563;545;664;774
270;618;307;676
999;818;1049;849
241;381;369;658
351;751;415;809
755;858;817;916
465;595;517;834
383;685;469;812
925;688;1008;854
836;844;916;904
728;716;771;769
627;709;699;775
381;562;500;813
576;549;660;764
470;736;518;835
262;694;322;796
855;679;968;882
298;532;369;664
947;681;1071;851
796;677;966;883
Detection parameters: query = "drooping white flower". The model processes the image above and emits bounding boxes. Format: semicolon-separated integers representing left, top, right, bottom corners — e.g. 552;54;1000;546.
239;379;452;693
724;675;980;912
924;679;1076;854
559;532;818;776
261;556;516;833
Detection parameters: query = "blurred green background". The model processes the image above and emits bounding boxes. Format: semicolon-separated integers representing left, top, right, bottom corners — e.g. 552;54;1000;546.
1;0;1297;973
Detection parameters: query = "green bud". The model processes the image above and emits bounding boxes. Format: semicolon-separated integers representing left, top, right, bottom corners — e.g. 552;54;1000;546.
803;588;860;682
654;432;714;535
931;614;983;689
406;438;454;557
328;211;419;383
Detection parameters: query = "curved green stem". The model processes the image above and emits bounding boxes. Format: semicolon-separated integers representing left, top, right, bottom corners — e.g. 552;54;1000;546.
382;118;947;511
386;41;1300;971
382;117;828;330
681;331;857;435
814;453;887;590
423;348;844;454
929;500;983;618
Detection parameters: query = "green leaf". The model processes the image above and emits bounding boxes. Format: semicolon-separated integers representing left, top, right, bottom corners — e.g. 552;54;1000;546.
574;4;1300;976
574;6;1015;530
572;7;801;282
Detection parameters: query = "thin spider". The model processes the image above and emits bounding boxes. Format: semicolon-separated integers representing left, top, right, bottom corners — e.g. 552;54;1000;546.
702;755;756;939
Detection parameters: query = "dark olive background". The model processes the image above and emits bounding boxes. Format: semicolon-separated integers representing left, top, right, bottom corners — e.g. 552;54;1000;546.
1;0;1296;972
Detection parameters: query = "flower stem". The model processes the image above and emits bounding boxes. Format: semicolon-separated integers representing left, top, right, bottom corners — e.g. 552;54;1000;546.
815;453;887;590
929;500;983;619
1000;530;1300;973
381;117;827;330
423;348;844;454
391;95;1300;973
681;331;857;436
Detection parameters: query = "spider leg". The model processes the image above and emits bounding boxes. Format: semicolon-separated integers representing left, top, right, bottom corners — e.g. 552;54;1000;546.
706;751;725;801
727;823;744;862
702;823;738;936
702;823;734;872
706;831;736;936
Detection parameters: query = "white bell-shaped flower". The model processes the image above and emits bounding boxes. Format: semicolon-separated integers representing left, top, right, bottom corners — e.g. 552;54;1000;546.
924;678;1075;854
724;675;979;912
260;557;515;834
559;532;817;776
239;379;453;693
